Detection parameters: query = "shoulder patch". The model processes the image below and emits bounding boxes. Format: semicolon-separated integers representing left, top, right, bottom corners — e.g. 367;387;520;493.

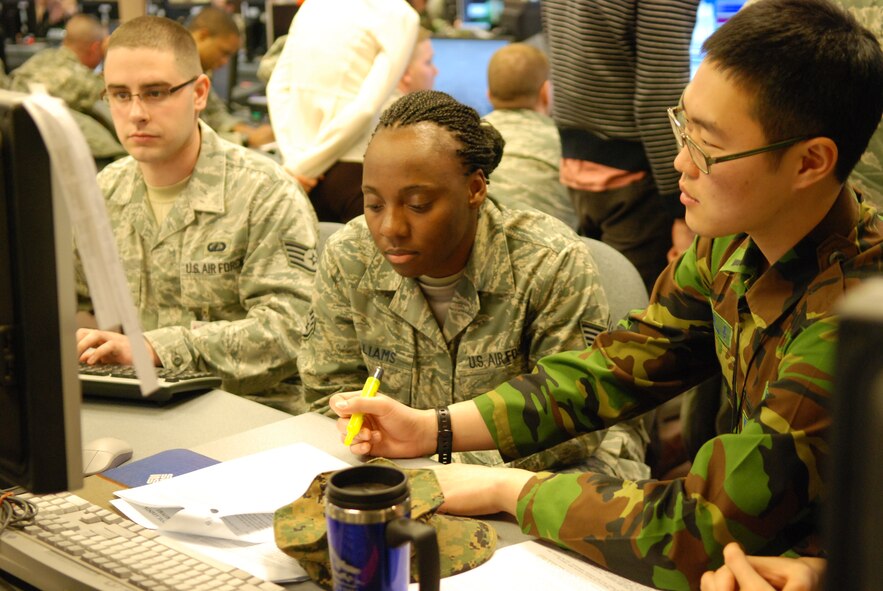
580;321;606;349
283;239;318;272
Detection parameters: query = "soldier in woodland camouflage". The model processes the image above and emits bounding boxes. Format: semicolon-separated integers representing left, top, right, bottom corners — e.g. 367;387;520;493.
299;90;649;477
481;43;577;229
327;1;883;588
8;13;125;164
75;16;317;410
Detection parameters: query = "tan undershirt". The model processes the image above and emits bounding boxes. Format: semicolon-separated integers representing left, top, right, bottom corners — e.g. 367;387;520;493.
417;268;466;340
145;175;191;226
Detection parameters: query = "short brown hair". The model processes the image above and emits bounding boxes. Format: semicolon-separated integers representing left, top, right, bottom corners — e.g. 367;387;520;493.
107;15;202;78
187;6;241;38
487;43;548;110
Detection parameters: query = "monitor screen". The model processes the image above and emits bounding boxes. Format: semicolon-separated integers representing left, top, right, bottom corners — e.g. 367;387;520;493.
266;0;299;45
430;37;509;116
0;91;83;494
690;0;747;77
458;0;503;31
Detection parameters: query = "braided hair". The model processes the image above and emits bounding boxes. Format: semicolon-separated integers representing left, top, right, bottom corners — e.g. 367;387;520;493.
377;90;505;181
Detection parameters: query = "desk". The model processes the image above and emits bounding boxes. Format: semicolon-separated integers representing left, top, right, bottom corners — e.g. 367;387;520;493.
7;390;531;590
82;390;291;461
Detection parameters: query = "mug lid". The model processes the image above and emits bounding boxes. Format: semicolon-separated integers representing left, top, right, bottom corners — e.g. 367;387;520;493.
326;465;409;510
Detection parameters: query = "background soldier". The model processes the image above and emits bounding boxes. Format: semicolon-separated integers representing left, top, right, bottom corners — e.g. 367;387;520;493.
75;15;318;413
186;6;274;148
8;13;125;167
482;43;577;230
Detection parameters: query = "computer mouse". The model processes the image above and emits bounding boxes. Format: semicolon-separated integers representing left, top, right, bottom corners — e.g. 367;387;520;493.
82;437;134;476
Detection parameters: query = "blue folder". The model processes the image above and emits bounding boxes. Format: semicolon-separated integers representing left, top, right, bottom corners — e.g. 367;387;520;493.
100;448;220;488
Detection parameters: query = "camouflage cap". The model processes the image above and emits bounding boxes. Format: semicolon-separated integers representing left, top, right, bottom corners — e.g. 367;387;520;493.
274;459;497;589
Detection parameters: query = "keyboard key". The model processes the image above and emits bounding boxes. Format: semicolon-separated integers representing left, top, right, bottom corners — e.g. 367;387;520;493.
11;491;285;591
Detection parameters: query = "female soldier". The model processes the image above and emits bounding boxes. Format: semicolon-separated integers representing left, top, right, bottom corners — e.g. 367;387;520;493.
298;90;649;477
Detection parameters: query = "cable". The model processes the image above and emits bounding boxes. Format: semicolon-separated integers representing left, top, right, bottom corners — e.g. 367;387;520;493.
0;487;38;534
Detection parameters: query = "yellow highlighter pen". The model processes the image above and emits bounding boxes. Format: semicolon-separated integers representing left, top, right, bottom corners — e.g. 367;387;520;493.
343;367;384;446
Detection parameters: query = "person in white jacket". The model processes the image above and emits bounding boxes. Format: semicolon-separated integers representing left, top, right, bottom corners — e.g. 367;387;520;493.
267;0;421;223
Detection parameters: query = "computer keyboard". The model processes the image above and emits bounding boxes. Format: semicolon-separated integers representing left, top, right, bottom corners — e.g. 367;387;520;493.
79;363;222;403
0;490;285;591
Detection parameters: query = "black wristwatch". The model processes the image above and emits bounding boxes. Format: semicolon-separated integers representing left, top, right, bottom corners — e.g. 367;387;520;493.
435;406;453;464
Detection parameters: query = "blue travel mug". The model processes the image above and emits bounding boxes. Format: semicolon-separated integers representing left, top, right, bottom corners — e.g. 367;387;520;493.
325;465;440;591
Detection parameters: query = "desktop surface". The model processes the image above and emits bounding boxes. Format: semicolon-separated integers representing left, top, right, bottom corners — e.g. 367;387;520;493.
3;391;536;591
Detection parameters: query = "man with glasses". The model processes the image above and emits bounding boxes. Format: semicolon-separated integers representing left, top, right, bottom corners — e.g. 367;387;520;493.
325;0;883;588
74;15;319;414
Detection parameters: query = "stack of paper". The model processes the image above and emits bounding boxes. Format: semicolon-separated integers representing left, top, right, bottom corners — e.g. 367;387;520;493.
111;442;349;583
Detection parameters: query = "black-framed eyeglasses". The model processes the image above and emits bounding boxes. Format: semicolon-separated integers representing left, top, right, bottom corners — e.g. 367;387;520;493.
102;76;199;107
667;105;810;174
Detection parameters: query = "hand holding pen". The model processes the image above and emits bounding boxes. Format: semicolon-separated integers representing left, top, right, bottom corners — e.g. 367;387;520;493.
343;367;384;446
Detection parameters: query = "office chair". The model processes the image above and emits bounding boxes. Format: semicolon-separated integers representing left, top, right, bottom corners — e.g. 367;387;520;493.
581;237;649;329
317;221;345;255
582;237;661;465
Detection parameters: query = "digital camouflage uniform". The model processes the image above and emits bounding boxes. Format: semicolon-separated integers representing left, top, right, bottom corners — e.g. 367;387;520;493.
472;188;883;589
300;200;649;477
482;109;577;230
75;122;319;407
8;45;125;161
201;85;247;146
257;35;287;83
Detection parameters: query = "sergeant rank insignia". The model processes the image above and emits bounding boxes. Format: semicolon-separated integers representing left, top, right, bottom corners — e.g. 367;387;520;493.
283;239;318;272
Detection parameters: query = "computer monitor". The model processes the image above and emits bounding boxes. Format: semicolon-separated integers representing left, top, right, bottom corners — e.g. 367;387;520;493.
690;0;747;77
458;0;503;31
431;36;509;116
0;91;83;495
265;0;299;45
79;1;120;27
825;278;883;591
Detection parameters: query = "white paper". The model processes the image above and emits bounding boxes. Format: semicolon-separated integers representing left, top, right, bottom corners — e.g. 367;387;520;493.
110;443;348;582
19;88;159;396
112;443;348;542
413;541;656;591
157;531;310;583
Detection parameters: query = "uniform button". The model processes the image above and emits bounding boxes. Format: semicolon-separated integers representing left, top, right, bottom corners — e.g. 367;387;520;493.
828;251;846;265
173;356;184;367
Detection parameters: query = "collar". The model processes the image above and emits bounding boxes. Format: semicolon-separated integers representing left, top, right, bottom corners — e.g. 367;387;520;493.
720;185;862;328
359;200;516;296
108;121;227;215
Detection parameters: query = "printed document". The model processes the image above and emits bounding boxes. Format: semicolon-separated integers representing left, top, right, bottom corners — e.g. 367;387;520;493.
111;442;348;582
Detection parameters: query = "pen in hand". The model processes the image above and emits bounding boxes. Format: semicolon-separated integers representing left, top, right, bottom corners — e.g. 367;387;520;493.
343;367;384;446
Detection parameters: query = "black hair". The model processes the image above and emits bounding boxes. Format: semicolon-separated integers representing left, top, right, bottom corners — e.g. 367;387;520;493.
704;0;883;182
376;90;505;180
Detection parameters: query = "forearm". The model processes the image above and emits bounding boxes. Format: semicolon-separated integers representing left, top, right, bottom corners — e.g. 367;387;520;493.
449;401;495;452
145;302;303;392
